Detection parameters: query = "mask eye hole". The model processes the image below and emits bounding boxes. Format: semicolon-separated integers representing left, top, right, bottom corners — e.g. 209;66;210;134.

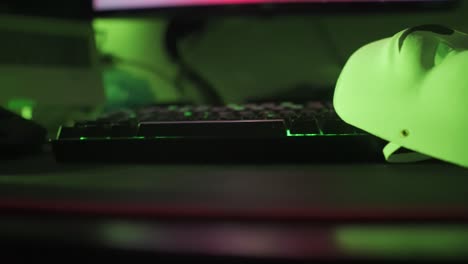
399;24;455;52
434;42;454;66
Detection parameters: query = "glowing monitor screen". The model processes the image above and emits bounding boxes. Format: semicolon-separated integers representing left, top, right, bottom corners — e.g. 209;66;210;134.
94;0;452;11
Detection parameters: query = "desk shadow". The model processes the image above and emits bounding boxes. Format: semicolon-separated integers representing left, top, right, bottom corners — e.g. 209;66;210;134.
0;152;114;176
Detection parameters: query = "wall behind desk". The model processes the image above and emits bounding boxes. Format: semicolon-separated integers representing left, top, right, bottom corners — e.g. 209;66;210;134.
94;2;468;104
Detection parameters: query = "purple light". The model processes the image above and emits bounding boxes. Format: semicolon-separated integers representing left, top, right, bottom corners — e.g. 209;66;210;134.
94;0;423;11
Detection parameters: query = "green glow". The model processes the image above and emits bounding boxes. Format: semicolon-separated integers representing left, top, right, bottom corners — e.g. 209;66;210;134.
228;104;245;111
154;136;182;139
336;226;468;258
73;136;187;141
101;222;153;247
20;106;33;120
286;129;320;137
184;111;193;117
73;131;363;141
7;99;35;120
76;136;146;141
286;129;361;137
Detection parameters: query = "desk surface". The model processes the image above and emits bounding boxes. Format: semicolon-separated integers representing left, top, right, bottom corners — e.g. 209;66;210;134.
1;153;468;262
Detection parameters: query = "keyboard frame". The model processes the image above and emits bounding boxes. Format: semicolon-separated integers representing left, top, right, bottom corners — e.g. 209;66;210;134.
52;135;385;163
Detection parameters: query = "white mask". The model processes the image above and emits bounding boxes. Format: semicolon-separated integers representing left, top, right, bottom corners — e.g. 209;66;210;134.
334;25;468;167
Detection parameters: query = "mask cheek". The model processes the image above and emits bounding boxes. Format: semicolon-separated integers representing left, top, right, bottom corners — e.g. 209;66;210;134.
419;51;468;118
408;51;468;167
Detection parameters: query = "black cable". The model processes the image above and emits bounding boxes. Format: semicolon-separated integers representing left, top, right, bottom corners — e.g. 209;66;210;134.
164;18;224;105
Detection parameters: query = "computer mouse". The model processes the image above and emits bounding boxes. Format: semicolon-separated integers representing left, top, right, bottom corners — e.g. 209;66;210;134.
333;25;468;168
0;107;47;159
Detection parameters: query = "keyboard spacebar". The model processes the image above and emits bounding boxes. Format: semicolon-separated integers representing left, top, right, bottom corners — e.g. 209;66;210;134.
138;120;287;138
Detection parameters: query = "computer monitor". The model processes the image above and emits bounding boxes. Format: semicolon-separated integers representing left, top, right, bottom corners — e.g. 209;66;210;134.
0;0;92;19
94;0;457;16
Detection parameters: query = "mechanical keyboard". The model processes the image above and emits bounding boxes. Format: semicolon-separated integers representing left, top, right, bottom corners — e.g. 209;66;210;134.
52;101;386;163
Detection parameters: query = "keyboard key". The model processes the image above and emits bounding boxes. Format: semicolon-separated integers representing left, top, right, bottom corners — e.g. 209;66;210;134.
57;126;82;139
298;109;318;118
289;117;321;135
97;110;134;123
259;111;279;119
194;105;210;112
239;111;258;120
279;110;298;119
244;104;265;111
139;113;173;122
227;104;246;111
218;111;239;120
202;112;220;120
110;124;138;138
320;118;356;134
281;102;303;110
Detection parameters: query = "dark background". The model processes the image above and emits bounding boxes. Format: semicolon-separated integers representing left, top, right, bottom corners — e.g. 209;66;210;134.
1;0;467;105
91;1;468;104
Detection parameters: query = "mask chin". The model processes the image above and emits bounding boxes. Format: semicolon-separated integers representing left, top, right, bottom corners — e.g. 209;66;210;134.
383;142;433;163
